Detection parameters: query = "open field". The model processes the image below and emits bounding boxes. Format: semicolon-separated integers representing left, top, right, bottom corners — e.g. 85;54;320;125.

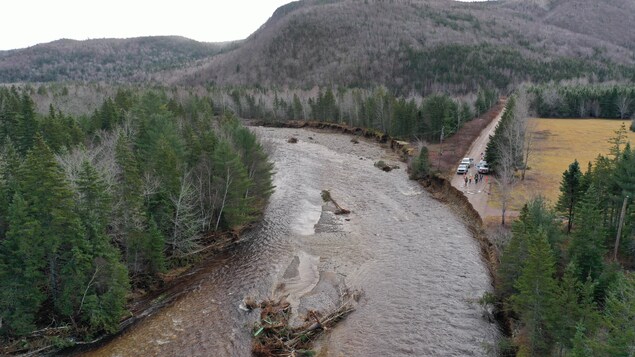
505;118;635;208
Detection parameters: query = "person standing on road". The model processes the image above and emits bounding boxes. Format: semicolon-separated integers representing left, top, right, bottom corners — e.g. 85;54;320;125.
475;174;479;185
464;173;468;187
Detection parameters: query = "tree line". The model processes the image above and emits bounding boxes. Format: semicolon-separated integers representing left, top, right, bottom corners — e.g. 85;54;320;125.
219;85;498;142
0;87;273;342
529;82;635;120
403;44;635;95
491;124;635;356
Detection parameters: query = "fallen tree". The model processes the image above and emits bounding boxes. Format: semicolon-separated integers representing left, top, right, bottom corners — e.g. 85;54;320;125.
321;190;351;215
252;289;360;356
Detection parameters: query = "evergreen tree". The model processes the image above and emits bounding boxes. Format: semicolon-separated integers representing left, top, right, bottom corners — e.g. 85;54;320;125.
18;137;88;315
552;264;600;354
556;159;583;233
144;217;166;274
0;139;20;236
608;122;628;159
512;231;559;355
114;135;147;274
0;193;46;335
74;161;129;334
569;324;593;357
14;92;38;154
410;146;431;180
292;93;303;120
222;115;274;208
568;186;607;282
498;197;561;300
593;273;635;356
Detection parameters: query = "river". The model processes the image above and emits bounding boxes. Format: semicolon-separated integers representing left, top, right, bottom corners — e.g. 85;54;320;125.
82;127;499;357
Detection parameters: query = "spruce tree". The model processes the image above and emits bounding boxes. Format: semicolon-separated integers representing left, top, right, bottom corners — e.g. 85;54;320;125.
410;146;431;180
0;139;20;236
512;231;559;355
0;193;46;335
114;136;146;274
556;159;583;233
14;92;37;154
74;161;129;334
498;197;561;300
568;186;607;282
18;136;88;316
594;273;635;356
552;264;600;353
223;117;274;207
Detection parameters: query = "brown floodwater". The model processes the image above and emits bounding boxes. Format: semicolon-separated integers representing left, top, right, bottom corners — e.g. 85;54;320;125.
80;128;499;357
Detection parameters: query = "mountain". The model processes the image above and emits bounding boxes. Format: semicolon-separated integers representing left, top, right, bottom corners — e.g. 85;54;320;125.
171;0;635;94
1;0;634;94
0;36;237;83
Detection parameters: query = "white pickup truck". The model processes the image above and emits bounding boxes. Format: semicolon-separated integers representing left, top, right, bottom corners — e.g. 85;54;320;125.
477;161;489;174
460;157;473;167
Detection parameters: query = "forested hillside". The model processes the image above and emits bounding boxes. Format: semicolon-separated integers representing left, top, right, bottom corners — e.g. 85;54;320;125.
2;0;634;95
0;37;236;83
0;87;273;347
174;0;635;94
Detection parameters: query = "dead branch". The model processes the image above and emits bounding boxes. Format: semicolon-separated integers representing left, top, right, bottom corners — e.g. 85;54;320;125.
321;190;351;215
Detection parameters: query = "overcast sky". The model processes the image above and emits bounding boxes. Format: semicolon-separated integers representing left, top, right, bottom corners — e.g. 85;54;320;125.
1;0;481;51
0;0;292;50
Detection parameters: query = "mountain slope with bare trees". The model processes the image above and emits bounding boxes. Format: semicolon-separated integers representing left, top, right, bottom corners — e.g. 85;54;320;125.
0;36;237;83
169;0;635;94
1;0;634;93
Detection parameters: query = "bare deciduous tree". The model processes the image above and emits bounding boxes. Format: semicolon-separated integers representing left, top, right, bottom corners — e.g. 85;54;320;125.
521;121;537;181
616;95;633;120
495;138;516;226
169;173;203;256
514;87;535;180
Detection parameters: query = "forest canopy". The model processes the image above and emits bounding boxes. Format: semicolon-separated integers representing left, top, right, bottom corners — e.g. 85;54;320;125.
0;87;274;339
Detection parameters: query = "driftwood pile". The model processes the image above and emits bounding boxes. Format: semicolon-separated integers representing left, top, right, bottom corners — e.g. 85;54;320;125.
252;290;360;356
320;190;350;215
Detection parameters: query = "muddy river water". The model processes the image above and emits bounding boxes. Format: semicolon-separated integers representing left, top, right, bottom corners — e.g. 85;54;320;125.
83;128;499;357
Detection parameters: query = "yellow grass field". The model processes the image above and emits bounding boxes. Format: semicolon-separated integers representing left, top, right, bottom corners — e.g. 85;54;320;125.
510;118;635;207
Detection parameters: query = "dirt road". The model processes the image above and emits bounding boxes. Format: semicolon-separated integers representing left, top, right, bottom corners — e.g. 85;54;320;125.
450;106;506;222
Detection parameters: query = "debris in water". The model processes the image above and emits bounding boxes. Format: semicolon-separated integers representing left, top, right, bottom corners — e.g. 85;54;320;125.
288;137;298;143
374;160;392;172
252;290;360;356
240;296;259;311
321;190;351;215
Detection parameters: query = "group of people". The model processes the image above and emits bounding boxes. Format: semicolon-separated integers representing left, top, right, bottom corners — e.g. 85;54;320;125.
463;171;484;187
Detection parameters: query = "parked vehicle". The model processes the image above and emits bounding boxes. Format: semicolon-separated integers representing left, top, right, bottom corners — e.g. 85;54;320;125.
457;164;468;174
460;157;473;168
478;162;489;174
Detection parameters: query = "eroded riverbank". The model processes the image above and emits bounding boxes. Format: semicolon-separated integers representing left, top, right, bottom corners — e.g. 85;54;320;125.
81;127;499;356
